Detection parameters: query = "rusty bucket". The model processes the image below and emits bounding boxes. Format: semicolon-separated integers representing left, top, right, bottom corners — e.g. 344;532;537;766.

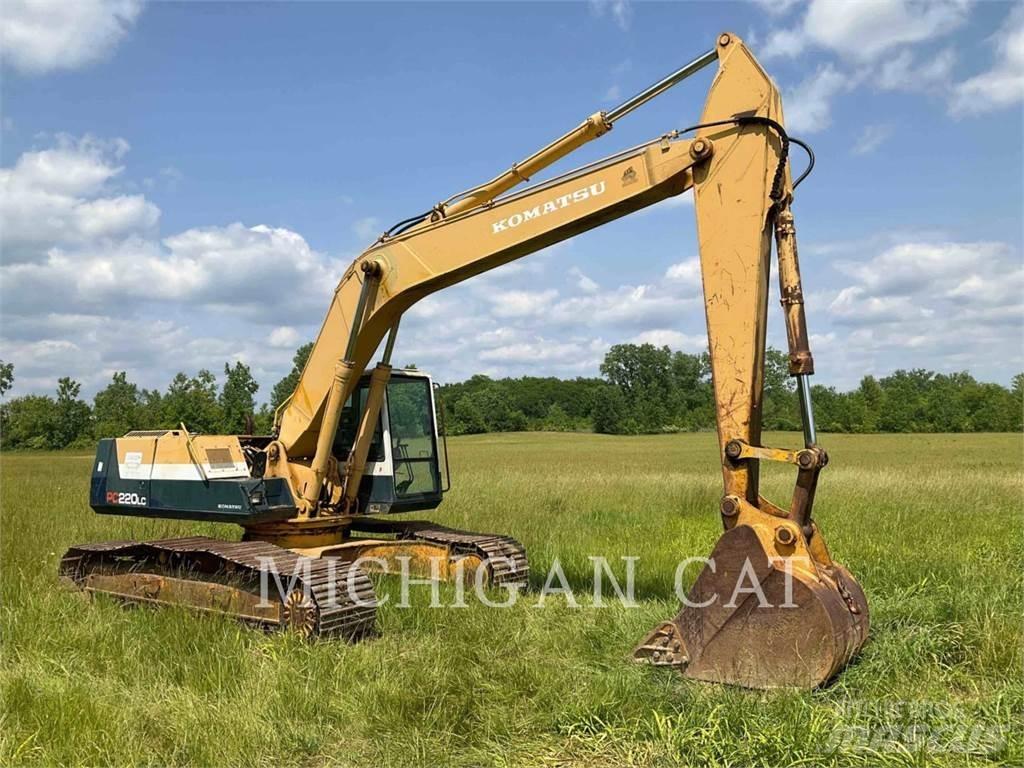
633;524;869;689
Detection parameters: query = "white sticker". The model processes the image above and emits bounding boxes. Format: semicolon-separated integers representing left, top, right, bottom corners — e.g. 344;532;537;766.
125;451;142;469
97;461;104;472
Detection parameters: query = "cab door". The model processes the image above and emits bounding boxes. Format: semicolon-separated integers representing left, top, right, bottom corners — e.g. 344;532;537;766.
383;373;444;511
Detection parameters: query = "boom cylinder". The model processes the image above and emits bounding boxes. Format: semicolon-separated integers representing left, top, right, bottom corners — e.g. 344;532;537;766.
343;363;391;511
342;321;400;511
304;261;382;510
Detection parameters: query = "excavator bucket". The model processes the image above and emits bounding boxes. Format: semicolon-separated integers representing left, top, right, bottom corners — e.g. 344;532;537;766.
634;523;868;689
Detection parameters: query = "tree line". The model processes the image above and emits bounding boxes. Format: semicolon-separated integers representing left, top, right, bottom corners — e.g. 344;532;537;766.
0;342;1020;450
439;344;1024;435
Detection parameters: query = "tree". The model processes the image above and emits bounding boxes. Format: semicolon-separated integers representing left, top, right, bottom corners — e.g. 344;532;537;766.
600;343;675;431
271;342;313;410
762;348;799;430
138;388;165;429
253;403;276;435
600;343;673;402
220;362;259;433
592;385;628;435
53;378;92;447
2;378;90;450
963;381;1017;432
1013;374;1024;432
542;403;571;432
877;370;932;432
925;372;972;432
669;351;712;426
856;376;884;432
446;384;525;434
1;395;58;449
163;370;221;433
0;361;13;397
451;392;488;435
93;372;141;438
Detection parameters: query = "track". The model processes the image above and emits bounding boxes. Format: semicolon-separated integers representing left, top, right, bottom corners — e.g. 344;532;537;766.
403;524;529;586
347;519;530;587
59;536;377;639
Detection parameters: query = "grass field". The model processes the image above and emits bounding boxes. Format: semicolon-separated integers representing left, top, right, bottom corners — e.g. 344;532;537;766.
2;432;1022;767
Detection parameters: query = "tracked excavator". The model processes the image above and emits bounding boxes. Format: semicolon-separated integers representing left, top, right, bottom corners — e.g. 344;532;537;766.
61;33;868;689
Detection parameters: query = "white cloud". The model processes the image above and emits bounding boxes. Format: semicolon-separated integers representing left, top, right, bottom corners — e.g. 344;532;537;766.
877;48;956;91
664;257;701;287
601;58;633;105
852;123;894;155
824;240;1023;377
629;329;706;351
950;5;1024;115
762;0;968;63
0;135;353;396
0;0;143;75
0;135;158;259
761;28;808;60
749;0;802;17
160;223;338;312
588;0;632;31
829;286;933;324
2;223;341;323
549;280;701;330
569;267;599;294
835;241;1011;296
783;64;852;133
268;326;301;349
478;337;606;365
488;289;558;319
759;0;969;129
388;246;709;384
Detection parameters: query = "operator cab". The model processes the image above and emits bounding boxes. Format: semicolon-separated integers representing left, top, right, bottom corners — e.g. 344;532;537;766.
334;369;449;515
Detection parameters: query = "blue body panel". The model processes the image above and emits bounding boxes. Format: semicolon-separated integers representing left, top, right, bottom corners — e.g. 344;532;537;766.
89;439;297;524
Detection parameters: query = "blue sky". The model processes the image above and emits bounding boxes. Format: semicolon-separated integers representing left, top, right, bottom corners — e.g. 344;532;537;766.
2;0;1021;401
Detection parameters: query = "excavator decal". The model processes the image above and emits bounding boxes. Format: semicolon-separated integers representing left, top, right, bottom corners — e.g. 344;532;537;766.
491;181;607;233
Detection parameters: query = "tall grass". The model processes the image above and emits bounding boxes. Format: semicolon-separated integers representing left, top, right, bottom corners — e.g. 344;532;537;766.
2;432;1021;766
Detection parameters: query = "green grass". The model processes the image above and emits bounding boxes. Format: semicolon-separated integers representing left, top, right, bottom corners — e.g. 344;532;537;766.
2;432;1022;767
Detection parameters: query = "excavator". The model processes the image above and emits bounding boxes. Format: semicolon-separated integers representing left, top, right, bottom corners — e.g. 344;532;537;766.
60;33;869;690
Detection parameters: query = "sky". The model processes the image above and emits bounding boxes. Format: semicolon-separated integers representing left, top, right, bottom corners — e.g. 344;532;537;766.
1;0;1022;402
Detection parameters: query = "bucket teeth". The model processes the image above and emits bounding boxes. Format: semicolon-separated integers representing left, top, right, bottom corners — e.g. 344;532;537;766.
632;621;688;667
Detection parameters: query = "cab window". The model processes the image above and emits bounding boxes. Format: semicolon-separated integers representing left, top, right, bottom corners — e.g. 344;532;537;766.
387;377;439;497
334;384;385;463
